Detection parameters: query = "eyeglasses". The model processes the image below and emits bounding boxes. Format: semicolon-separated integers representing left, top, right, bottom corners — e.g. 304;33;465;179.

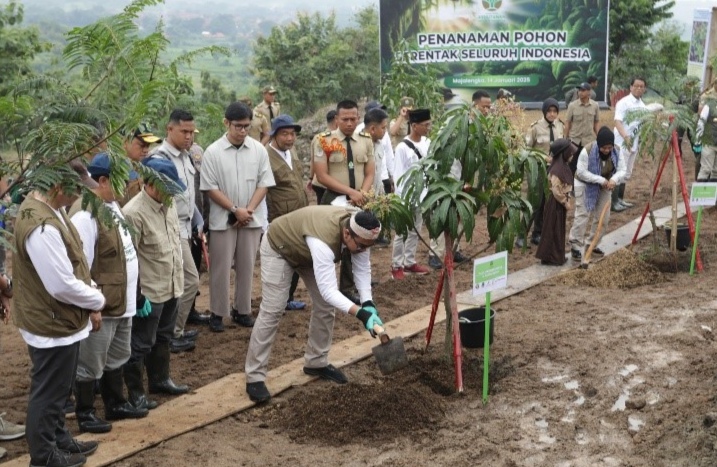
230;122;251;131
350;233;372;252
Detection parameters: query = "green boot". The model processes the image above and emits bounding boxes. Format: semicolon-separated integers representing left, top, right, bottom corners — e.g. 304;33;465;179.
611;188;625;212
618;183;634;208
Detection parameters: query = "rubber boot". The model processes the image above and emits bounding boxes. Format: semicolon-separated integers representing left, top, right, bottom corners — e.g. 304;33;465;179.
123;359;158;410
101;368;148;421
618;183;633;208
146;342;189;395
611;188;625;212
74;380;112;433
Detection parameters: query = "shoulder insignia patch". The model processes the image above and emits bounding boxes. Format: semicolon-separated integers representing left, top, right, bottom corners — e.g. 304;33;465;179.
320;130;332;137
358;131;371;138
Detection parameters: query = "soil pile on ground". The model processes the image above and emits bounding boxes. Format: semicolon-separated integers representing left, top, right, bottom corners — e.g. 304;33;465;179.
562;249;664;288
271;381;445;446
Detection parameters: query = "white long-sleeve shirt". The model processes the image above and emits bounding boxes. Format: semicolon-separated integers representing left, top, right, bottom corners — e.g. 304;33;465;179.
393;136;430;197
574;147;627;188
71;201;139;319
306;236;371;313
19;205;106;349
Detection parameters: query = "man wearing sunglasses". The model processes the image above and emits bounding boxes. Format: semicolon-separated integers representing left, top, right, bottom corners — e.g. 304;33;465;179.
245;206;384;403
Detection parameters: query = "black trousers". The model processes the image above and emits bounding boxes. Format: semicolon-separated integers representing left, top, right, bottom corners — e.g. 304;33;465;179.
288;272;300;302
128;297;179;364
26;342;79;463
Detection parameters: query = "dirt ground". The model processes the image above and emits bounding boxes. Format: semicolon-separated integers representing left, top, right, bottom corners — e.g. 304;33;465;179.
2;110;717;466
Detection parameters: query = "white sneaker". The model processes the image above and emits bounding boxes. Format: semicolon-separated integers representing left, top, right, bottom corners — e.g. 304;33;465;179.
0;412;25;440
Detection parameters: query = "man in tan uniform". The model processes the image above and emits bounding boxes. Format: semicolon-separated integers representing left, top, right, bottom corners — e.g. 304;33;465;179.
240;96;271;145
564;83;600;152
389;96;414;149
254;85;280;124
313;99;375;303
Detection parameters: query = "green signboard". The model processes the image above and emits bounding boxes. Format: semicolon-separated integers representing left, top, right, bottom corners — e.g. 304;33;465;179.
472;251;508;296
690;183;717;206
379;0;610;105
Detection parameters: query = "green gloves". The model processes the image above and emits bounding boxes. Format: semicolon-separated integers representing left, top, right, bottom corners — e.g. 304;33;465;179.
693;143;702;155
136;299;152;318
355;300;383;338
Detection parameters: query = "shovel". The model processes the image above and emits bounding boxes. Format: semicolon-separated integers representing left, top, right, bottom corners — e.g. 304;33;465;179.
371;324;409;375
580;199;611;269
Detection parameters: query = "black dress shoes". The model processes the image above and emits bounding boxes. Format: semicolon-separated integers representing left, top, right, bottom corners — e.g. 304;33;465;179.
182;329;199;341
303;364;348;384
169;337;195;353
246;382;271;403
186;308;211;325
231;309;255;327
209;313;225;332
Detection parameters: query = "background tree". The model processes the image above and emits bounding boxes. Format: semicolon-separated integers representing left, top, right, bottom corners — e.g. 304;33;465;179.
252;6;379;116
0;1;47;86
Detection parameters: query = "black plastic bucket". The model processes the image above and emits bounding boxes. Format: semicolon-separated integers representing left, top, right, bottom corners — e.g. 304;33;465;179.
664;222;690;252
458;307;495;349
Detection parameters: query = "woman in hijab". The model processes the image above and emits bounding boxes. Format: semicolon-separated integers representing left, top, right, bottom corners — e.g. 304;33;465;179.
536;138;577;265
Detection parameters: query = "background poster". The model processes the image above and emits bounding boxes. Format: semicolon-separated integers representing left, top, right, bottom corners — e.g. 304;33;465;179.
379;0;610;106
687;9;712;88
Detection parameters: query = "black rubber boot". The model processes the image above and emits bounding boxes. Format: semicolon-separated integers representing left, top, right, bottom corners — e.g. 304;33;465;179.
618;183;634;207
147;342;190;395
101;368;148;421
123;360;158;411
611;188;625;212
74;380;112;434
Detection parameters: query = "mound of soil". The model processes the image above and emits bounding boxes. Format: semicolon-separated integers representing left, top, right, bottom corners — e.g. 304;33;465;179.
270;349;516;446
561;248;664;288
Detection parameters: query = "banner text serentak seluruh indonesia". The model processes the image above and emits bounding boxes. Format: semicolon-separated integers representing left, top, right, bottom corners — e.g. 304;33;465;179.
410;30;591;63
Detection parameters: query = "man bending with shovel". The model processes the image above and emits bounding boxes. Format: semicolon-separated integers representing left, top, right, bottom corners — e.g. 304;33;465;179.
245;206;384;403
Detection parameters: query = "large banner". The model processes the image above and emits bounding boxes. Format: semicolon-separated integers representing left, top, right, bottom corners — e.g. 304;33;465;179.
687;9;712;89
379;0;610;106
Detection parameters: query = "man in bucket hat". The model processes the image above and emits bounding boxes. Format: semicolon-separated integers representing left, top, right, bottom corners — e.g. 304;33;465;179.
265;115;309;311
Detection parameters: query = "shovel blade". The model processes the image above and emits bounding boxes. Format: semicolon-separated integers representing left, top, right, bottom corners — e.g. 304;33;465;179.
371;336;408;375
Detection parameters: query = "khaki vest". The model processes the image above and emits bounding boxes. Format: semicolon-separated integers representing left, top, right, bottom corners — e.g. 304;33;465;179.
267;206;353;268
266;145;309;223
13;197;92;337
703;99;717;147
68;199;128;317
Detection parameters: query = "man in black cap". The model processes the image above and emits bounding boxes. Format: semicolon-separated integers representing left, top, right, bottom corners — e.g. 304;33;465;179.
391;108;432;280
265;115;309;311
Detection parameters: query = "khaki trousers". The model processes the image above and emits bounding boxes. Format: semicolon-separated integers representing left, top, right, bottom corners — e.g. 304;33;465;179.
209;227;262;317
568;185;612;252
174;239;200;337
245;235;336;383
697;145;717;180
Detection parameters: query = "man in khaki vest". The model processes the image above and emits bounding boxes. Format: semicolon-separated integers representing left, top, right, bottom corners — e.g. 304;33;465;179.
14;163;105;467
265;115;309;311
254;85;280;124
245;206;384;403
240;96;271;144
69;153;148;435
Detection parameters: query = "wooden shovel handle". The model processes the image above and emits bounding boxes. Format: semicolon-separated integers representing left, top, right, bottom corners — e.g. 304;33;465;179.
584;199;611;264
373;324;389;343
